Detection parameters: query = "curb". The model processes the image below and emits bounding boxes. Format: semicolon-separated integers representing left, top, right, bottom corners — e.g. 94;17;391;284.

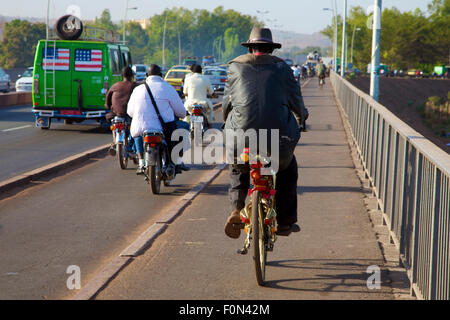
71;163;227;300
0;144;110;196
0;92;32;107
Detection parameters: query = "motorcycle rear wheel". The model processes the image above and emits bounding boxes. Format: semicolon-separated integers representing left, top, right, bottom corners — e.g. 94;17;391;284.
117;143;128;170
150;150;162;195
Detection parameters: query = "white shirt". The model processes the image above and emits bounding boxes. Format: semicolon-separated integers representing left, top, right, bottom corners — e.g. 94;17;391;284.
127;76;186;138
183;73;213;106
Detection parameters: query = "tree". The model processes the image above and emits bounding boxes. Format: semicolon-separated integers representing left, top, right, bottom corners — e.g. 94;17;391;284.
321;0;450;71
0;20;46;68
142;7;259;67
91;9;117;32
124;22;149;64
221;28;241;62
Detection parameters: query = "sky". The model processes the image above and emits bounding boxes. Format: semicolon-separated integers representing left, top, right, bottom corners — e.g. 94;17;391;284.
0;0;431;34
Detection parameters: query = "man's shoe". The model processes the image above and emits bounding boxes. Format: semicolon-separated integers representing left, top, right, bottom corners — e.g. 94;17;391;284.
177;163;191;172
224;209;243;239
108;144;116;157
276;224;301;237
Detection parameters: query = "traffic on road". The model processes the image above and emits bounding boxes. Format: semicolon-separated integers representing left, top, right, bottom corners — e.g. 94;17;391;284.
1;0;449;307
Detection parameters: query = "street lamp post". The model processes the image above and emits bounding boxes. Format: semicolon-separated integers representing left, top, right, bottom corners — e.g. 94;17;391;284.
370;0;382;101
323;6;338;73
162;15;167;68
123;0;138;44
162;17;181;68
177;23;181;65
341;0;348;76
351;26;361;66
46;0;51;40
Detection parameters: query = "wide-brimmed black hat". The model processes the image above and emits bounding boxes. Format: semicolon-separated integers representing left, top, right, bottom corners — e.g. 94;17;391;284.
241;27;282;49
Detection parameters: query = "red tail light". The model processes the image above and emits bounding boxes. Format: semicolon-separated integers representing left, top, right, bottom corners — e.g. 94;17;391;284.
34;79;39;94
251;162;263;169
144;135;163;144
114;123;125;131
251;171;262;181
220;78;227;83
241;217;250;224
192;108;203;116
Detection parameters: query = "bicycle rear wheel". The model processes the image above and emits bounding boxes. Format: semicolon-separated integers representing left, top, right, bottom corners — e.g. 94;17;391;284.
252;191;267;286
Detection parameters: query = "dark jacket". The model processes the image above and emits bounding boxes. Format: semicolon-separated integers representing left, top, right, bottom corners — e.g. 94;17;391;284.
105;80;137;120
223;54;308;170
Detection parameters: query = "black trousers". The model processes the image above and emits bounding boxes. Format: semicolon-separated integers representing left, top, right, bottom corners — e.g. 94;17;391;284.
229;156;299;225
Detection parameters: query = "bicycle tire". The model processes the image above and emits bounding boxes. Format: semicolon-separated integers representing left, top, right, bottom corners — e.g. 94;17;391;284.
252;190;267;286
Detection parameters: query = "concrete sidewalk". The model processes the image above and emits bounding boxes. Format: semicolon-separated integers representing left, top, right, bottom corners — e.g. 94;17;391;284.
95;80;403;300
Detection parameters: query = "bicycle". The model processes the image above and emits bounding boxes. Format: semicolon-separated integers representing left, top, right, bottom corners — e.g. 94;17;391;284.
319;74;325;88
237;148;278;286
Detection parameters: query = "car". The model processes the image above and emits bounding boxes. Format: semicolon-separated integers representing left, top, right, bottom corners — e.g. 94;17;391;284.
202;56;215;67
15;67;34;92
161;66;169;78
284;59;294;67
170;65;191;71
132;64;148;82
203;68;228;93
183;57;198;66
164;68;191;97
407;69;418;77
0;67;11;93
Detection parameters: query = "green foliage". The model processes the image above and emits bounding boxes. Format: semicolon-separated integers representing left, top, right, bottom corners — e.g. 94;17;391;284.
321;0;450;72
89;9;117;32
222;28;241;62
424;94;450;136
124;22;149;65
0;20;46;68
141;7;258;66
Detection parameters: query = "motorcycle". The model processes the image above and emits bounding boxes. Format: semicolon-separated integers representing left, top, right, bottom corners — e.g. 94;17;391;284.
143;130;176;195
110;116;138;170
190;103;210;146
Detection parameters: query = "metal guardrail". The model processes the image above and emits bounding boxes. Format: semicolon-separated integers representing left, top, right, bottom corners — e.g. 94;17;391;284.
330;71;450;300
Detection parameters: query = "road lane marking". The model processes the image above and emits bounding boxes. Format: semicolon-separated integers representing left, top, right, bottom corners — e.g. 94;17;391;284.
2;125;32;132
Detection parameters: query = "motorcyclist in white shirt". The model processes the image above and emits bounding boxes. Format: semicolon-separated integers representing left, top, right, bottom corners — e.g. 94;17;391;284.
183;64;215;127
127;64;190;174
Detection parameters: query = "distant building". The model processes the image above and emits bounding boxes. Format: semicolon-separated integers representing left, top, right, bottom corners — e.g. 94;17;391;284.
130;19;150;29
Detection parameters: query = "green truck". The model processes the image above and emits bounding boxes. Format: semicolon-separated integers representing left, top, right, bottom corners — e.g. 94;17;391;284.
434;65;450;76
32;15;132;129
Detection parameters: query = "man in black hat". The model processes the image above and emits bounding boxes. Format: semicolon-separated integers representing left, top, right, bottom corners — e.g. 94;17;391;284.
223;27;309;238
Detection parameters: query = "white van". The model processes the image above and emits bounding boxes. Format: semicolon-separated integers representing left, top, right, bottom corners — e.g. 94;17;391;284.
132;64;148;83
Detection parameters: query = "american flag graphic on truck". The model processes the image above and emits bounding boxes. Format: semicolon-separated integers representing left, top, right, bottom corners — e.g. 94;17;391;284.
43;48;70;71
75;49;103;72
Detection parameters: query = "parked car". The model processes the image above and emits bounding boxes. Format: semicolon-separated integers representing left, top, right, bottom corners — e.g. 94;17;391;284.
203;67;228;93
164;68;191;97
132;64;148;82
407;69;418;77
15;67;34;92
0;67;11;93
